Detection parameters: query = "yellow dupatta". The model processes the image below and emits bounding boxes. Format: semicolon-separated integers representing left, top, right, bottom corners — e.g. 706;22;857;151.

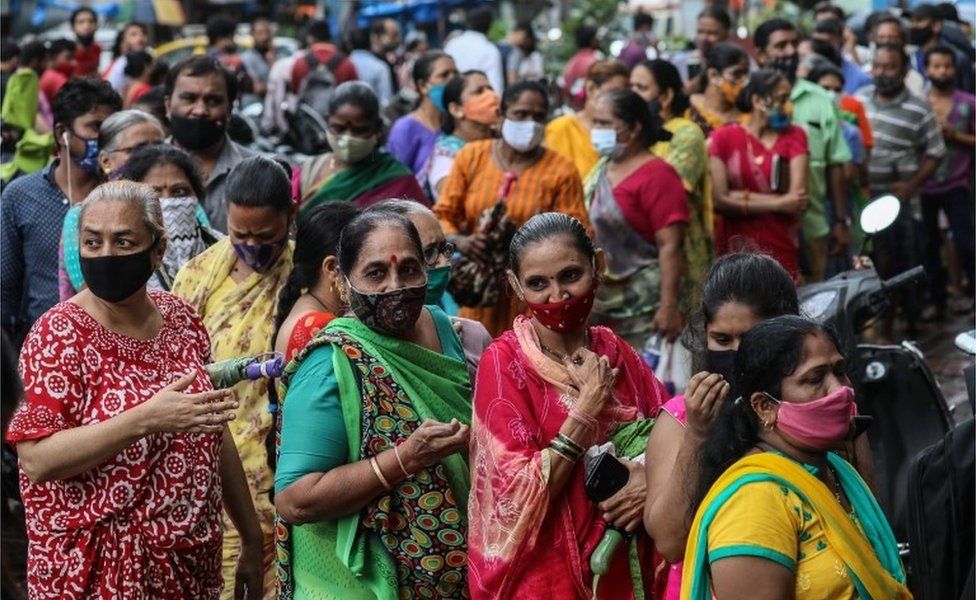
171;237;294;599
681;452;911;600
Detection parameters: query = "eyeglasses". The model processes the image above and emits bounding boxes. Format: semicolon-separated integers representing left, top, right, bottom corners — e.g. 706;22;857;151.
423;240;456;266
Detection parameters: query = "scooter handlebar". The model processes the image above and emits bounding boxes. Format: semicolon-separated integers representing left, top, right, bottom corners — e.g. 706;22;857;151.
883;266;926;291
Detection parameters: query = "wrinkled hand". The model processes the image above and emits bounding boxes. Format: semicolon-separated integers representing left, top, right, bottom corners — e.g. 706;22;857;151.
598;460;647;533
453;234;489;263
940;121;957;143
651;304;684;343
135;371;237;435
234;538;264;599
829;222;851;256
401;419;469;473
564;349;618;417
684;372;731;438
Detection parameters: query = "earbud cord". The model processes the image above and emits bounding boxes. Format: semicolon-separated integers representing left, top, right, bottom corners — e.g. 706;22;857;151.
63;131;73;204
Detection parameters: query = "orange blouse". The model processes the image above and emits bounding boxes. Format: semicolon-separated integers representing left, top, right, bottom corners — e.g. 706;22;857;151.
434;139;590;336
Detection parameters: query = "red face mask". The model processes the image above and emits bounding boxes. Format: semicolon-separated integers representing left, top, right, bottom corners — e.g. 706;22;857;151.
524;283;596;333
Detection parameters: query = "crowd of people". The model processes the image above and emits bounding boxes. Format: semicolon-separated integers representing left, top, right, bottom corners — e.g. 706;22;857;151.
0;1;971;598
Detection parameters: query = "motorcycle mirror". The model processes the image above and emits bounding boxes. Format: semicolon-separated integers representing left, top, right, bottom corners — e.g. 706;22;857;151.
859;194;901;235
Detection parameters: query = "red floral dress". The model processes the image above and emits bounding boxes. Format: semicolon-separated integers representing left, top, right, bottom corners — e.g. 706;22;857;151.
6;291;224;599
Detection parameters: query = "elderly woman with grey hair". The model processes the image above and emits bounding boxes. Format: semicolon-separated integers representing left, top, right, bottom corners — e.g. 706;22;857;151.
59;109;168;300
7;180;263;598
96;108;166;180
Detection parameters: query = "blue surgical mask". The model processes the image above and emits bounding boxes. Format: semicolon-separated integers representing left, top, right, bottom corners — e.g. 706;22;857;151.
429;83;447;113
590;127;626;159
70;130;101;174
425;264;452;304
767;108;791;132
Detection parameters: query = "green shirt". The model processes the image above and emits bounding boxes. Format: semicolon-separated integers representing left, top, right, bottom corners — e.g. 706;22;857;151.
274;307;466;599
790;79;852;240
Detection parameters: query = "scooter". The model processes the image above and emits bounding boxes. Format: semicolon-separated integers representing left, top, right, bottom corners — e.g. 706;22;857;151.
798;195;954;548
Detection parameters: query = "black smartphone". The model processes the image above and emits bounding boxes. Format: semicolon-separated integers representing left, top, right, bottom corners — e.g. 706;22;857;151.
585;452;630;502
771;154;790;193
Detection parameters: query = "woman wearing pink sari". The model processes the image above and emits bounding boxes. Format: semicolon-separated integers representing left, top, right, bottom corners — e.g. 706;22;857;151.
468;213;669;599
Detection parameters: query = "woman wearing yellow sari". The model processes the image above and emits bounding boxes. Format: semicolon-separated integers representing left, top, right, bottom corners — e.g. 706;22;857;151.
172;155;295;599
682;316;910;600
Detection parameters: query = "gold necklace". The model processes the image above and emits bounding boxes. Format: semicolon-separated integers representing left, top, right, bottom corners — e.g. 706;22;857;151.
540;329;590;365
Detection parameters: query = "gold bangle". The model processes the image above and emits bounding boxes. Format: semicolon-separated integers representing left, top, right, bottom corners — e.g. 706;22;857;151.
394;443;411;478
370;456;392;490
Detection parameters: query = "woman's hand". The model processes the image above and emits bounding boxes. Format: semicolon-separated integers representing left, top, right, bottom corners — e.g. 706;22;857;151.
133;371;238;435
401;419;470;473
651;303;684;343
778;189;808;214
684;372;731;439
598;459;647;533
452;233;489;263
565;349;618;419
233;537;264;599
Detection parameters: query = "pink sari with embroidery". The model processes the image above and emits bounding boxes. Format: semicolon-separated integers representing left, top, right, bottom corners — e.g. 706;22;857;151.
468;317;668;599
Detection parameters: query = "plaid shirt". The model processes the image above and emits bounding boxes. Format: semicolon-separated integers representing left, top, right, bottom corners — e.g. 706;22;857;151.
1;162;69;342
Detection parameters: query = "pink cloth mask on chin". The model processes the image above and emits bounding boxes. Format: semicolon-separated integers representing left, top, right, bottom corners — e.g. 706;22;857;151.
767;385;857;451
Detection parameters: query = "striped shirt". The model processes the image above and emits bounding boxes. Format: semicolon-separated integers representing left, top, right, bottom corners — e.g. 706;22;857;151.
856;86;946;196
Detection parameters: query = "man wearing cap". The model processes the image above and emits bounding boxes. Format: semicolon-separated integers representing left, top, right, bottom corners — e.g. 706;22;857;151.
909;3;974;92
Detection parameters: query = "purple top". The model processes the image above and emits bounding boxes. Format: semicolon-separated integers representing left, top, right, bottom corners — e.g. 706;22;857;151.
923;90;976;195
386;114;440;180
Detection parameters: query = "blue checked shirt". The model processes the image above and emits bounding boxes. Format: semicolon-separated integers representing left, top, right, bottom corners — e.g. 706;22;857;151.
1;162;69;342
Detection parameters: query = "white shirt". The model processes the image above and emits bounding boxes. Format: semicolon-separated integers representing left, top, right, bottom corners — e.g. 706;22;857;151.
444;30;504;94
350;49;394;108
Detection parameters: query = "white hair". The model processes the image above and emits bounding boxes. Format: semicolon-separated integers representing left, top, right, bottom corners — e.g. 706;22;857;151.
78;180;166;242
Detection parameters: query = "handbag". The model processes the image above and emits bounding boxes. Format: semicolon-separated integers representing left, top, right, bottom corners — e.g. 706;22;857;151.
448;171;518;308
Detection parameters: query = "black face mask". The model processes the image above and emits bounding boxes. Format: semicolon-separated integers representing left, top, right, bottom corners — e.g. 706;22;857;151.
874;75;905;97
647;98;663;117
254;43;272;55
80;239;159;303
930;76;955;90
909;26;935;46
77;33;95;46
705;349;738;382
769;53;799;82
169;114;226;150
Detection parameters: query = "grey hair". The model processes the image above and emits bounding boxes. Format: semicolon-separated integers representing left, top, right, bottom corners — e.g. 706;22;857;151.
366;198;434;218
799;52;833;76
97;109;164;154
78;181;166;242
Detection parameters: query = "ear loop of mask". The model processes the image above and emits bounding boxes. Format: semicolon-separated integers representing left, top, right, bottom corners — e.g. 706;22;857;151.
63;131;73;203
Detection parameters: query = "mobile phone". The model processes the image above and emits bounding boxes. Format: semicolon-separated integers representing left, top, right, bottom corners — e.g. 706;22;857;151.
771;154;786;193
585;452;630;503
687;61;702;81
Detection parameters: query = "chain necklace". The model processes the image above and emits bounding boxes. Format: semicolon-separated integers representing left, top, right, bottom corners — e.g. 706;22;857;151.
540;329;590;365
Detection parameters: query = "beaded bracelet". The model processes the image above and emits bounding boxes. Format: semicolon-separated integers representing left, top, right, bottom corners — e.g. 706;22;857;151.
370;456;392;490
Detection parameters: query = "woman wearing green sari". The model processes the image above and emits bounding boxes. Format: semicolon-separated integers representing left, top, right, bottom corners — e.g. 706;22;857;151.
295;82;427;217
274;209;472;599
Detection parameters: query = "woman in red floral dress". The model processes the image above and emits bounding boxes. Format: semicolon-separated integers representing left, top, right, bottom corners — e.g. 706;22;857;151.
6;181;264;599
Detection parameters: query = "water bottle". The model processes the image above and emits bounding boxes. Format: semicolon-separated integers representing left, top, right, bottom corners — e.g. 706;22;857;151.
641;333;663;371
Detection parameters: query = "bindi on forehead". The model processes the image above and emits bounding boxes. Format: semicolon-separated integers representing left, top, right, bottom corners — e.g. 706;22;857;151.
390;254;398;265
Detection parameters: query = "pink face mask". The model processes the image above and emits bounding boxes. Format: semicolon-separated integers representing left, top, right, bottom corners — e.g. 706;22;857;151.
766;385;857;451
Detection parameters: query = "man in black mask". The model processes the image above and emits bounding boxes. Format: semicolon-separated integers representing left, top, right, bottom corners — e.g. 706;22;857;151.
755;18;852;283
165;55;257;232
909;3;975;93
241;18;275;104
856;44;945;335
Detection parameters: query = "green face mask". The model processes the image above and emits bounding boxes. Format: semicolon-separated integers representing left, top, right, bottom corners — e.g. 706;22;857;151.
425;264;452;304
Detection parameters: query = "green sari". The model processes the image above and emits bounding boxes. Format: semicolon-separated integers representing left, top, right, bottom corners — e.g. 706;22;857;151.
298;151;422;220
275;310;472;599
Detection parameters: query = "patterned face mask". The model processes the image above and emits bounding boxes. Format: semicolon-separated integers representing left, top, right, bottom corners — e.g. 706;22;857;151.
346;279;429;336
232;237;287;272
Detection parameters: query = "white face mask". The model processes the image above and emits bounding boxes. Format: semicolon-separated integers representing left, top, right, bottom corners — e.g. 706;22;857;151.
590;127;626;159
326;131;378;164
501;118;544;152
